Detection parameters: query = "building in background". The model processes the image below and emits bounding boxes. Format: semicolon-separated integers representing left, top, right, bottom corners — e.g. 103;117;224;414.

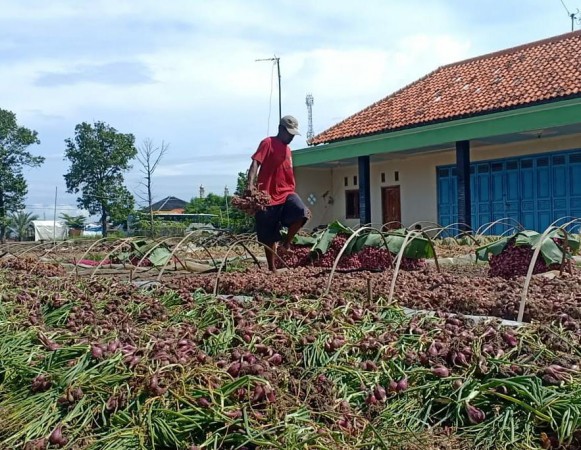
293;30;581;234
30;220;68;241
150;196;188;215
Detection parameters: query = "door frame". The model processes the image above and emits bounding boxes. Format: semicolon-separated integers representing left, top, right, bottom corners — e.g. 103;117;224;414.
381;185;402;228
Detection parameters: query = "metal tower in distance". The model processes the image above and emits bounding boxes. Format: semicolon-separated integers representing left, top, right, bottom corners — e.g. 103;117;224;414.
305;94;314;143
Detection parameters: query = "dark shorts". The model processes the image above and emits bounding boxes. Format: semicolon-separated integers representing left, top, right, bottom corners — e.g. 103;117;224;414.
255;193;308;244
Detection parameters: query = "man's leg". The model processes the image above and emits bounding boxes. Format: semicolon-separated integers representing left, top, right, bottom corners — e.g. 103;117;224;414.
280;194;309;250
281;220;304;250
264;242;277;272
255;206;283;272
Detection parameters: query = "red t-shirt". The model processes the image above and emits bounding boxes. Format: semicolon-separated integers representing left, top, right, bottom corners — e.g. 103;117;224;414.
251;137;295;205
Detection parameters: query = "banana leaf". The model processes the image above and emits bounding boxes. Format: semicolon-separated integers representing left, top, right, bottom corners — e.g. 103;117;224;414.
385;232;435;259
114;251;132;263
113;240;173;267
514;230;540;246
547;228;580;253
291;222;434;259
348;229;399;254
310;227;339;254
310;221;353;255
327;220;353;235
476;238;509;262
146;247;173;266
526;229;580;265
293;235;317;246
476;230;580;265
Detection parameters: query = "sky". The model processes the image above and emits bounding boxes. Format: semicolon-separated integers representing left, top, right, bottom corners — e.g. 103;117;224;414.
1;0;580;220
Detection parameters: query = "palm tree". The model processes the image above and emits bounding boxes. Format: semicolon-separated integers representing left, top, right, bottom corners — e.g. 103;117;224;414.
59;213;86;230
8;211;38;241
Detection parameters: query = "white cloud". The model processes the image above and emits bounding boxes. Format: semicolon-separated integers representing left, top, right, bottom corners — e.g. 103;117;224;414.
154;163;196;177
0;0;575;210
24;203;88;221
277;34;472;144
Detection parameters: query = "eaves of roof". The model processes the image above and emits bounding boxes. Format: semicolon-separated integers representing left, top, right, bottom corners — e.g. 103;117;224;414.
293;97;581;167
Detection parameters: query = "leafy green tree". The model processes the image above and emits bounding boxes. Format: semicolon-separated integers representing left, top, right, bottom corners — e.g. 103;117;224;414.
185;175;254;233
235;171;248;195
8;211;38;241
184;193;224;226
233;171;254;232
134;215;190;237
59;213;86;230
0;109;44;242
106;184;135;227
186;193;226;212
63;121;137;237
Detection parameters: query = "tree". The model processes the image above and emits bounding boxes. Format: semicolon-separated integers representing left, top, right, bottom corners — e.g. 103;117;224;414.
185;184;254;233
63;121;137;237
136;138;169;236
235;171;248;195
59;213;86;230
233;171;254;232
0;109;44;242
8;211;38;241
106;184;135;227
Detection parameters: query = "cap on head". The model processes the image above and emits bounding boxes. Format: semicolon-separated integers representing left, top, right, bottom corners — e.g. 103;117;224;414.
280;115;300;136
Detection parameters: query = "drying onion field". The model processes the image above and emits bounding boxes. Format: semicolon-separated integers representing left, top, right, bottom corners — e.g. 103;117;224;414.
1;225;581;450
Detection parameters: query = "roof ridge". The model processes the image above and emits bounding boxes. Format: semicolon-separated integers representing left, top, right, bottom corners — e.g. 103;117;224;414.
157;196;171;211
311;30;581;145
440;29;581;70
311;67;442;144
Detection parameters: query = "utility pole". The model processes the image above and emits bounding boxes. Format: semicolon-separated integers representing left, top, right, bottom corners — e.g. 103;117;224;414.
305;94;314;143
53;186;57;243
224;186;230;229
256;55;281;120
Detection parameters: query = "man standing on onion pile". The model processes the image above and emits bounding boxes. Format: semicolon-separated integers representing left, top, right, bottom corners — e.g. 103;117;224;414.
246;115;309;272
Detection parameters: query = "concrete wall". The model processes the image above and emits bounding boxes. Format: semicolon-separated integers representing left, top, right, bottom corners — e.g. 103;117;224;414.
295;133;581;229
294;168;334;229
328;166;361;229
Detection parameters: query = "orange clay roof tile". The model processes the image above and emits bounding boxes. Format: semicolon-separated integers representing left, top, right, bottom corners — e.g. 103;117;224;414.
311;31;581;145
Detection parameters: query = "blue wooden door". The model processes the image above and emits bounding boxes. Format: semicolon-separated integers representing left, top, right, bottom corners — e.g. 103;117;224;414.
490;162;505;234
437;167;453;227
437;150;581;233
470;166;477;228
552;154;568;221
535;156;552;231
504;160;520;225
519;158;536;230
569;153;581;226
476;163;491;228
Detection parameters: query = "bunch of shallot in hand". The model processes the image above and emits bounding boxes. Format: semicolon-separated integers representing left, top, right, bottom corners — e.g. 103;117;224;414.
231;190;272;215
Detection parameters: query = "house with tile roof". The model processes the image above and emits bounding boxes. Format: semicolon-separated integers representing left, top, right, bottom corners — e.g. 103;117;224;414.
150;196;187;214
292;30;581;233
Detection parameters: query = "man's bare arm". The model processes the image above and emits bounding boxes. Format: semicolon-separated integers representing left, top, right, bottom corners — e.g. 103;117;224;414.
247;159;260;192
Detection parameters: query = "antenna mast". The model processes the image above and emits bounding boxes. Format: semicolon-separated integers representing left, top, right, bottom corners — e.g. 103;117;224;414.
568;9;581;30
256;56;281;120
559;0;580;31
305;93;314;143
